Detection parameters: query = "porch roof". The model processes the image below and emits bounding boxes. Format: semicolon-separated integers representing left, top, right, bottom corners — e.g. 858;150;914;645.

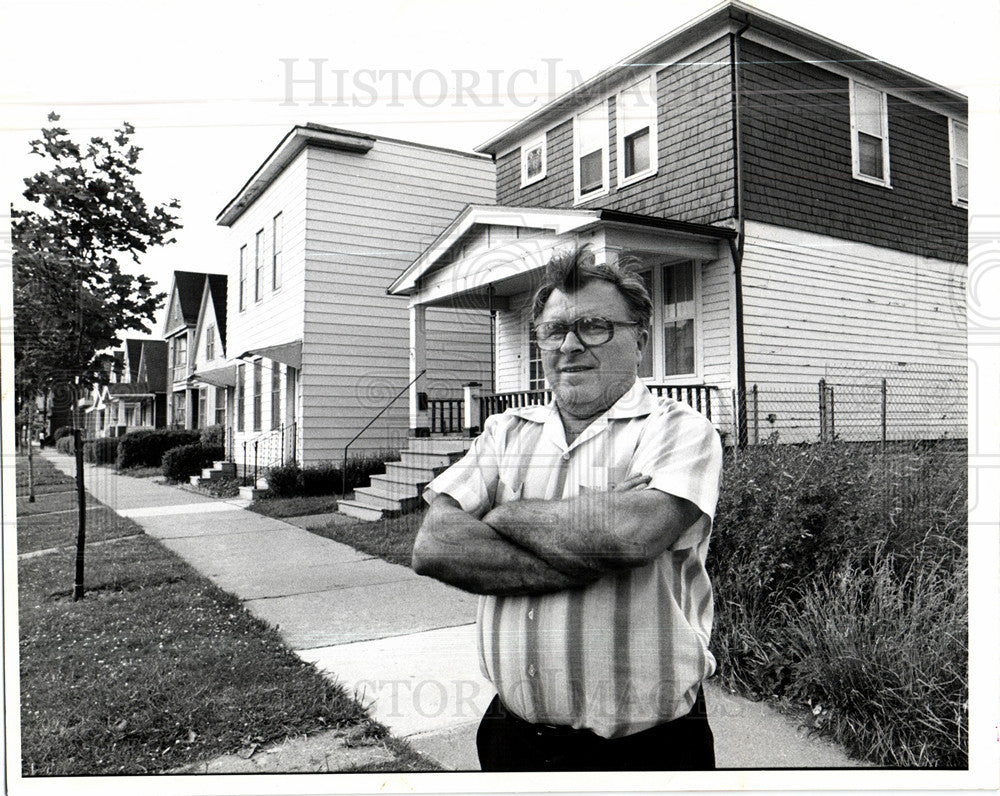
187;364;238;388
388;205;736;306
237;340;302;370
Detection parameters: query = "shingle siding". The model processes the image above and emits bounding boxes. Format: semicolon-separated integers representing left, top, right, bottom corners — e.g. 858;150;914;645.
496;38;735;225
739;39;967;264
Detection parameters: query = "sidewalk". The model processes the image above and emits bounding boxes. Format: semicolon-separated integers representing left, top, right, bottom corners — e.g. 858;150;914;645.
39;449;864;771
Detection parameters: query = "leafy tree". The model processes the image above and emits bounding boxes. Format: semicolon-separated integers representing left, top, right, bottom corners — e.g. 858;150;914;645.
12;112;181;414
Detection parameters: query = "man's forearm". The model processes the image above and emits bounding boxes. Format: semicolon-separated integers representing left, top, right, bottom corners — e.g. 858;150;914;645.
483;489;700;578
412;497;599;595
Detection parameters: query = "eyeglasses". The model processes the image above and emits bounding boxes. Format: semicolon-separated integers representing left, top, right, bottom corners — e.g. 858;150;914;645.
533;317;640;350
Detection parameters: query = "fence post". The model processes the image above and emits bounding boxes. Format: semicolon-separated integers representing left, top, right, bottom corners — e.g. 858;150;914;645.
73;429;86;601
819;379;828;443
881;378;888;448
752;384;759;445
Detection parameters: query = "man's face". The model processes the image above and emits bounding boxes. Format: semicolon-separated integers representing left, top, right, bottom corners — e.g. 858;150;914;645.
537;280;649;422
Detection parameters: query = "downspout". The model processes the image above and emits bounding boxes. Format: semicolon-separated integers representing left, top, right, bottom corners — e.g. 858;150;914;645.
488;284;497;393
729;16;751;448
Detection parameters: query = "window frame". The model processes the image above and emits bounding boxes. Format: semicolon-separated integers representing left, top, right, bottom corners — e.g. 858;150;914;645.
205;324;215;361
254;229;265;302
270;363;281;431
949;118;968;207
849;78;892;188
573;100;610;204
520;135;547;188
636;259;703;384
214;386;226;427
272;212;283;290
252;359;263;432
616;74;658;188
238;245;247;311
236;364;246;432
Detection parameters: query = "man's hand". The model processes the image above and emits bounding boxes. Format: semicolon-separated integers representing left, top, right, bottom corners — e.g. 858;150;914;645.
411;494;602;596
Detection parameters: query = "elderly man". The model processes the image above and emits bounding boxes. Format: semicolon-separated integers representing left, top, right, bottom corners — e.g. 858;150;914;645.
412;247;723;771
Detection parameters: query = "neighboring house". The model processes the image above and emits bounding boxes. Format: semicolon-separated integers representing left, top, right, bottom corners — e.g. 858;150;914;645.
389;1;967;448
89;338;169;436
162;271;227;430
184;273;232;443
214;123;495;471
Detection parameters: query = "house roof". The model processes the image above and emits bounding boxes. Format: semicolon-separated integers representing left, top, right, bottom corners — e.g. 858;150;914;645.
137;339;168;393
388;205;735;296
169;271;212;329
105;382;155;399
206;274;228;350
476;0;967;156
216;123;490;227
123;338;144;382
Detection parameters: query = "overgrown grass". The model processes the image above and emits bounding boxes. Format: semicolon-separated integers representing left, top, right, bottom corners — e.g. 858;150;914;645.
709;440;967;768
16;457;421;775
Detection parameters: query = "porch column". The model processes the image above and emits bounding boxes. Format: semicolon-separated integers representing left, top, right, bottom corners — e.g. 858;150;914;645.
463;382;481;437
409;303;430;436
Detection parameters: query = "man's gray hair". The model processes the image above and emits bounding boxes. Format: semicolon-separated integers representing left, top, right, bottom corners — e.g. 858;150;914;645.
531;245;653;328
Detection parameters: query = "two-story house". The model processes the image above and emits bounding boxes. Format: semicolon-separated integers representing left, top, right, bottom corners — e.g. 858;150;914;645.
88;338;169;436
215;123;496;478
389;1;967;450
163;271;227;429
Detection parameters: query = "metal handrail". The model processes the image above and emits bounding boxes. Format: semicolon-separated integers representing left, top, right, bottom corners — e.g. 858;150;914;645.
342;369;425;499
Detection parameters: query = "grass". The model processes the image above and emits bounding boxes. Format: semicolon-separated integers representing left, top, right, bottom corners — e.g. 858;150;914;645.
16;456;429;775
307;510;424;568
248;494;341;519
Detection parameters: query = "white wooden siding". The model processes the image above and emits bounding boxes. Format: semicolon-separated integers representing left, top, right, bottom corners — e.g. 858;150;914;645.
741;220;967;443
226;149;307;454
300;141;494;462
494;294;532;392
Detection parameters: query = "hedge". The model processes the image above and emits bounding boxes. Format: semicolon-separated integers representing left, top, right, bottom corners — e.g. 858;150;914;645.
55;435;76;455
117;429;201;469
265;455;397;498
53;426;74;442
162;443;225;482
83;437;119;465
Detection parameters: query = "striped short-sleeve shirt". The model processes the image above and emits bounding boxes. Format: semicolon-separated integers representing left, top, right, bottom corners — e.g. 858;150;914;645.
424;380;723;739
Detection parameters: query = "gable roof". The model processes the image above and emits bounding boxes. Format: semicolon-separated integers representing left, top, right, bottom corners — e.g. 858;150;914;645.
476;0;967;156
123;338;144;382
137;339;168;393
163;271;215;336
207;274;228;350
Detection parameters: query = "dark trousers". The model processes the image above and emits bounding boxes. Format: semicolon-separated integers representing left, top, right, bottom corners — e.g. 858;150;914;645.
476;686;715;771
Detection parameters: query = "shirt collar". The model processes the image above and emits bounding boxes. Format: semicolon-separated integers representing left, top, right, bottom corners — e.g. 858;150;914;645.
508;379;655;424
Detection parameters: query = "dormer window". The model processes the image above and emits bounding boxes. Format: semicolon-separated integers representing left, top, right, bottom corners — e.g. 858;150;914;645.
574;101;609;202
617;75;658;186
949;119;968;207
520;135;547;188
850;80;891;187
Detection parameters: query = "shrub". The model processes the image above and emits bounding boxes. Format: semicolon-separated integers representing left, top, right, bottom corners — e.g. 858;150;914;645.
117;429;201;469
161;443;225;482
55;435;76;455
200;425;225;446
83;437;119;465
264;455;397;498
53;426;74;442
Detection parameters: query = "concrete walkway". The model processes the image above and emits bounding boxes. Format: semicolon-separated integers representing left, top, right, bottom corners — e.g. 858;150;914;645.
39;450;864;771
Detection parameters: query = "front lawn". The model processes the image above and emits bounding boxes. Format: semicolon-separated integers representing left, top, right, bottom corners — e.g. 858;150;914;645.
248;494;341;519
306;510;424;568
16;456;427;775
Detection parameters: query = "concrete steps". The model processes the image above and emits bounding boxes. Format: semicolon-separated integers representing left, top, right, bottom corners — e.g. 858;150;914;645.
238;476;270;501
189;461;239;488
341;436;472;522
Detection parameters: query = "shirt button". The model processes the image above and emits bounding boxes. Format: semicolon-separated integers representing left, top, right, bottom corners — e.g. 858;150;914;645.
527;664;537;677
527;608;535;621
561;453;570;462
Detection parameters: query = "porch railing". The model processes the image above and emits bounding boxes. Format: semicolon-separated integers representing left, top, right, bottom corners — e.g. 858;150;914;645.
429;398;464;434
479;384;716;423
241;422;297;487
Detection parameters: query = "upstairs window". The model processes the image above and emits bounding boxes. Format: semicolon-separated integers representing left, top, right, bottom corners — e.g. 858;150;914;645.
238;245;247;311
205;324;215;360
520;135;547;188
574;101;609;202
616;76;657;186
850;80;891;186
949;119;968;206
254;229;264;302
272;212;283;289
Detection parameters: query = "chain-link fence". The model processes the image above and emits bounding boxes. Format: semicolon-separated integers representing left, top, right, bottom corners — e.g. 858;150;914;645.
715;363;967;447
